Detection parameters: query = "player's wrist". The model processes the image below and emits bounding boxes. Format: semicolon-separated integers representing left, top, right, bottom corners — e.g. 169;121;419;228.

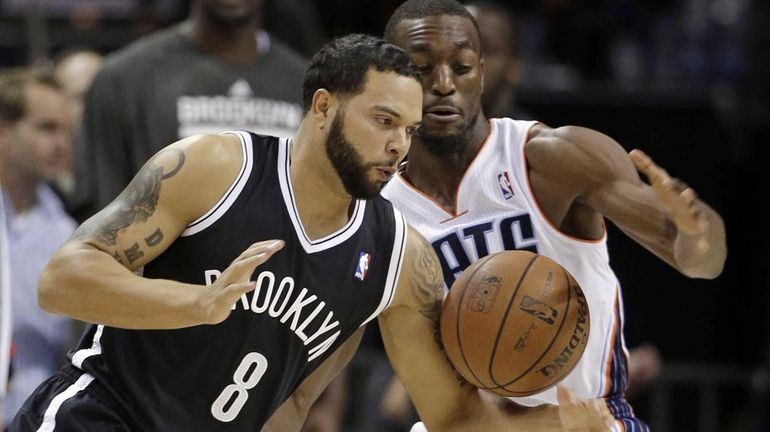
173;281;218;326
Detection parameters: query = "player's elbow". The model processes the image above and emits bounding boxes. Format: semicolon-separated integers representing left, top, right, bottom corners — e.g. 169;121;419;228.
38;259;62;313
37;245;79;314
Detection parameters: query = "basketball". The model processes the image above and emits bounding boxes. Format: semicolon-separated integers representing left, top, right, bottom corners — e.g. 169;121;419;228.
439;250;590;397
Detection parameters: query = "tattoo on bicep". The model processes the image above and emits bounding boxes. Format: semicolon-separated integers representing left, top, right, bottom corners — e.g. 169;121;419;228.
412;244;445;322
161;149;185;179
124;242;145;264
144;228;164;247
71;148;186;246
112;251;124;265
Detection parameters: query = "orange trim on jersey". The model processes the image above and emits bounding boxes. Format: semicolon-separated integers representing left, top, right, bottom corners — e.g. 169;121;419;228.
440;209;469;224
520;122;607;244
397;120;495;218
601;288;621;397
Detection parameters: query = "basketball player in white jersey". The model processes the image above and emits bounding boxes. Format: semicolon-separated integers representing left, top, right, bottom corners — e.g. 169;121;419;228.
382;1;727;431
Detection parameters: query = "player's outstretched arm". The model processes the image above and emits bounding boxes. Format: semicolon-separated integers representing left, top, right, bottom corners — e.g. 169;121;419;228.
527;125;726;279
378;227;611;431
38;134;284;329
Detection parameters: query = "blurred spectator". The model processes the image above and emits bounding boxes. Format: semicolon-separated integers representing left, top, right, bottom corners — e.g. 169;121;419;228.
52;49;103;131
0;68;76;427
68;0;307;221
264;0;327;56
535;0;611;86
1;0;181;20
0;185;11;431
625;343;662;400
51;48;103;199
465;1;534;120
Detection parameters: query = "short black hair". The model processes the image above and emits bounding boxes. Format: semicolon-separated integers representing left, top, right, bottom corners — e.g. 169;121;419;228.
383;0;481;44
302;33;420;114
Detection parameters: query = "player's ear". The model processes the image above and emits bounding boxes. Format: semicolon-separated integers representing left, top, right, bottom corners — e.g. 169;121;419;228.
311;89;333;129
479;57;485;96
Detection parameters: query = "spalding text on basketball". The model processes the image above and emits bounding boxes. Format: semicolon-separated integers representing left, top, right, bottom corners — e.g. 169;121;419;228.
537;285;589;378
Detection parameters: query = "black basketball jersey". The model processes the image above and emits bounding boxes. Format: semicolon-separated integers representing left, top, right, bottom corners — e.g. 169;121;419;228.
68;132;408;431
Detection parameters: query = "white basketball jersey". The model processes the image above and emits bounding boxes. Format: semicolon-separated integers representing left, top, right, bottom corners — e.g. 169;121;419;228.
382;118;630;405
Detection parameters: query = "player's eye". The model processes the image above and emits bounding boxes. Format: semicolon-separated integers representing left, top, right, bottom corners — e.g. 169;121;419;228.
376;117;393;126
406;126;420;136
454;64;472;75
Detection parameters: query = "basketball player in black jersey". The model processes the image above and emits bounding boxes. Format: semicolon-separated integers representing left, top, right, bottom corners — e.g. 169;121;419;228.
10;34;611;431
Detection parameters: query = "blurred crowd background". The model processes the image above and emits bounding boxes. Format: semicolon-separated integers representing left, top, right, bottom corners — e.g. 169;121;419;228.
1;0;768;431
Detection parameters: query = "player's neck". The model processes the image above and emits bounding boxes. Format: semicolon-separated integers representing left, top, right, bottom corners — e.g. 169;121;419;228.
183;18;261;63
289;128;356;241
403;118;490;213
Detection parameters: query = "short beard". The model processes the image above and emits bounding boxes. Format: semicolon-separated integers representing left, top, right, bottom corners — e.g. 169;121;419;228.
418;111;480;157
325;112;390;199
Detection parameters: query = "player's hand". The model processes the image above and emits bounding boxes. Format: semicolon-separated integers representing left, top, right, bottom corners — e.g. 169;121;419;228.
199;239;284;324
629;149;709;249
556;385;614;432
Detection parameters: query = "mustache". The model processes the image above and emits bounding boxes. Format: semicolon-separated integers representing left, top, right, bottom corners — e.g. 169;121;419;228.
367;159;399;170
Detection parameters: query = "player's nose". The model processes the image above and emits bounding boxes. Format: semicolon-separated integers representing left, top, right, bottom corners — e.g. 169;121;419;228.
386;128;410;159
431;65;456;96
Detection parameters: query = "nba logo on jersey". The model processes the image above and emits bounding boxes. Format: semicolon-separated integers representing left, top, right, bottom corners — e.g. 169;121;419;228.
355;252;371;281
498;172;515;200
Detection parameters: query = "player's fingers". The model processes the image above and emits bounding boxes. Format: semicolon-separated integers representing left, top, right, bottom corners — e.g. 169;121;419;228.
679;187;697;205
677;189;710;233
235;239;284;262
662;178;690;195
630;149;670;185
604;416;615;431
557;384;577;406
227;281;256;296
230;247;280;273
221;240;284;283
590;400;614;431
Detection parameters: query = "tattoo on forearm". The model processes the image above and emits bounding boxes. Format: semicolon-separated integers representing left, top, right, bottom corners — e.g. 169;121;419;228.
124;242;145;264
413;245;467;388
144;228;164;247
71;148;185;247
413;245;444;322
